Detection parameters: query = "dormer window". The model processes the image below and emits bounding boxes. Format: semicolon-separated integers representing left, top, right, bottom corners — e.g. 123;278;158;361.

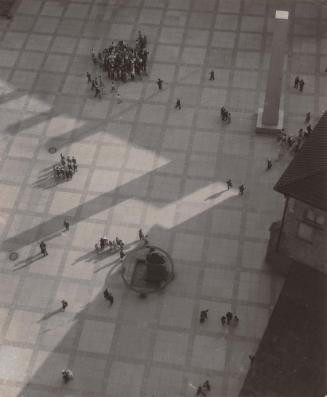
303;208;325;229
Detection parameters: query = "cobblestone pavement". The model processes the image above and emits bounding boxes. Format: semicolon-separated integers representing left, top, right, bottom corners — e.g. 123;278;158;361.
0;0;325;396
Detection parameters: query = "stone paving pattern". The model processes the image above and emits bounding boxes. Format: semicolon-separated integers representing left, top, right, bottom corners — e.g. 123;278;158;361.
0;0;326;396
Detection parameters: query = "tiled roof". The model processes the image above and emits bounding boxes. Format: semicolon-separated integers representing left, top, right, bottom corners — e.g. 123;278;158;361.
274;111;327;211
239;262;327;397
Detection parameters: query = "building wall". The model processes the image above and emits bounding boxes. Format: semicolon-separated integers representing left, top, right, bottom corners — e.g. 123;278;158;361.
280;198;327;273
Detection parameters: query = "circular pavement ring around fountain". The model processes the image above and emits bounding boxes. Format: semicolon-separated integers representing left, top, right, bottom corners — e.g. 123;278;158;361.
121;245;174;295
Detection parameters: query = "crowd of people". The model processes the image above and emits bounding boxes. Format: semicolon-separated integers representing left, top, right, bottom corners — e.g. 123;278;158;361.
90;31;149;84
277;116;312;157
53;153;78;180
95;236;125;253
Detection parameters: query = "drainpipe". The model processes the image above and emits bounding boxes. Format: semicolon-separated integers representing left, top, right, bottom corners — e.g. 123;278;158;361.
276;196;289;252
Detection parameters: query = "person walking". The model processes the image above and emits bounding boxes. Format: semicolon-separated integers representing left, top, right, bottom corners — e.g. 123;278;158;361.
200;309;208;323
266;159;272;170
239;184;245;196
175;98;181;110
72;156;77;172
138;228;145;240
63;219;70;231
104;289;114;306
157;78;163;90
209;70;215;80
226;179;232;190
220;106;226;121
226;311;233;324
203;380;211;392
40;241;48;256
86;72;91;84
294;76;300;89
61;300;68;311
305;112;311;124
299;79;304;92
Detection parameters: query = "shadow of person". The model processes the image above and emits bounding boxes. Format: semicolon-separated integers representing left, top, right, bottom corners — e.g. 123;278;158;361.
205;189;228;201
13;252;43;271
37;308;63;323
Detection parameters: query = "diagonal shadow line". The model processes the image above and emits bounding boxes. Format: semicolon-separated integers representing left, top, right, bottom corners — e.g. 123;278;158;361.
1;167;159;252
1;155;213;253
5;110;53;134
44;82;172;151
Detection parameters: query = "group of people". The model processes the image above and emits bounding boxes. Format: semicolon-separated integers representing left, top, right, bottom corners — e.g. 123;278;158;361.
220;106;231;123
226;179;246;195
95;229;148;259
221;311;239;326
277;119;312;157
95;236;125;253
53;153;78;180
62;369;73;383
200;309;239;327
196;380;211;396
294;76;305;92
90;31;149;84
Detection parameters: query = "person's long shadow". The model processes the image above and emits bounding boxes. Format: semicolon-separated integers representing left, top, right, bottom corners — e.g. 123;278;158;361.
37;308;63;323
32;167;66;190
205;189;229;201
94;258;122;274
12;252;43;271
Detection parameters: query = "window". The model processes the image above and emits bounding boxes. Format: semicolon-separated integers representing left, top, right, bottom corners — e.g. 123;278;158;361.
306;209;315;222
303;208;325;228
298;222;313;242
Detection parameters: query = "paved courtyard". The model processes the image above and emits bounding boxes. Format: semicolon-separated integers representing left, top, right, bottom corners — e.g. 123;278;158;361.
0;0;326;396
